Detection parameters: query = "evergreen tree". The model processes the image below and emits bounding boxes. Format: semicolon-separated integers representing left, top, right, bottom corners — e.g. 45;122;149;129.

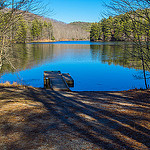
101;17;112;41
30;18;42;40
15;16;27;43
90;9;150;43
90;23;100;41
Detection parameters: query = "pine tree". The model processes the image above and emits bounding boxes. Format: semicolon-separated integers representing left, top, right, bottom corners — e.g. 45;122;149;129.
15;15;27;43
30;18;42;40
90;23;100;41
101;18;112;41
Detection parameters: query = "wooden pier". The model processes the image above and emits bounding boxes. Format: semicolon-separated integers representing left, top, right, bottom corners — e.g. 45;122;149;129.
44;71;74;91
62;73;74;87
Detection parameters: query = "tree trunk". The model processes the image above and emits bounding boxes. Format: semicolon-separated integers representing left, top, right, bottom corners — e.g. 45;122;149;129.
0;54;2;70
0;35;4;70
141;52;148;89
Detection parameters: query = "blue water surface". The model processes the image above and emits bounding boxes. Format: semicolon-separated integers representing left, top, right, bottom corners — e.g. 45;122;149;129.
0;41;148;91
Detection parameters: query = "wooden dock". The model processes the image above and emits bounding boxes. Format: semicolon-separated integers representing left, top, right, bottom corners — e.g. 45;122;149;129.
62;73;74;87
44;71;74;91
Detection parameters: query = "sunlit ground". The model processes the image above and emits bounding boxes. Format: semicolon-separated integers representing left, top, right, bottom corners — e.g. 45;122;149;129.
0;84;150;149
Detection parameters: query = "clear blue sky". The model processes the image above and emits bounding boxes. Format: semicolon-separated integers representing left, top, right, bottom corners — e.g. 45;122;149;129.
45;0;110;23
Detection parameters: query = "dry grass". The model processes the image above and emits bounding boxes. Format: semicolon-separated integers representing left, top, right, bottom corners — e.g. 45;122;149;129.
0;81;35;89
0;81;23;87
0;85;150;150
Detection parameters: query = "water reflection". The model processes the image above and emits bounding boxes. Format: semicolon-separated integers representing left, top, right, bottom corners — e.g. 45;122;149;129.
0;42;148;91
90;44;142;70
0;44;54;74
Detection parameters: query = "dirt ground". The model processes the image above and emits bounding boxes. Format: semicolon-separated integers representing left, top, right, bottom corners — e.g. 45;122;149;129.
0;85;150;150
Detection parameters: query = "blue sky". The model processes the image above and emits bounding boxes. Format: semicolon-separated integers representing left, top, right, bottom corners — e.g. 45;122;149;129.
44;0;110;23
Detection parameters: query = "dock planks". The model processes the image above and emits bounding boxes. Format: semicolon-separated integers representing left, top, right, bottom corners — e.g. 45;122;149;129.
62;73;74;87
44;71;73;91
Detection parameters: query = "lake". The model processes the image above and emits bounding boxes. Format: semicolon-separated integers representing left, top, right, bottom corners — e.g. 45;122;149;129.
0;41;149;91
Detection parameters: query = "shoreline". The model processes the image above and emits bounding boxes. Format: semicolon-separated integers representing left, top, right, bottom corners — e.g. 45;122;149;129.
15;39;91;44
0;82;147;92
28;39;90;43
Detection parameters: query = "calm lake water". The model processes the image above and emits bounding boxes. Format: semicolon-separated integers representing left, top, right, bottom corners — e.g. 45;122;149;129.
0;41;149;91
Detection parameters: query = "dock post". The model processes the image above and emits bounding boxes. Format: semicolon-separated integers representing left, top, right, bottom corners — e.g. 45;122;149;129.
44;77;50;88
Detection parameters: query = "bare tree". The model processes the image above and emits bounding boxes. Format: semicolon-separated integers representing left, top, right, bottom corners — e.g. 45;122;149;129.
0;0;51;71
106;0;150;89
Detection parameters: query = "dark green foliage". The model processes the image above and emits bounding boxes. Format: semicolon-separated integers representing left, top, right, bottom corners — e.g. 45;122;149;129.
0;10;89;43
10;15;53;42
0;10;54;43
90;9;150;42
15;15;27;43
90;23;100;41
30;18;42;40
101;17;113;41
51;36;55;40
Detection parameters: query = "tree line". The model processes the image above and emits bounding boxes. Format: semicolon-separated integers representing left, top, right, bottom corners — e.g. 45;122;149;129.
0;9;90;44
0;0;52;71
0;11;54;44
90;9;150;42
90;0;150;89
0;1;89;73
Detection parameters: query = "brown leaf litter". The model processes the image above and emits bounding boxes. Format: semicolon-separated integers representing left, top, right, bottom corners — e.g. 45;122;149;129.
0;85;150;150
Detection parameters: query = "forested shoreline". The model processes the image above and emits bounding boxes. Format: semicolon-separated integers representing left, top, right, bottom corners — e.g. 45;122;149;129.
90;9;150;42
0;9;90;44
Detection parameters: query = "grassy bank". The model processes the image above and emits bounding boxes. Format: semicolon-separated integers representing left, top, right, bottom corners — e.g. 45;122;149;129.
0;84;150;149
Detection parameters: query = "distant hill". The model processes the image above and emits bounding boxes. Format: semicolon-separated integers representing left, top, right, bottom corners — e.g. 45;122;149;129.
51;20;90;41
0;9;90;42
20;11;90;41
69;21;92;32
25;12;91;40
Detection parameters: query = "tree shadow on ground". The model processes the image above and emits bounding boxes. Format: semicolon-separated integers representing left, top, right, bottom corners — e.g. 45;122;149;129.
0;87;150;149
